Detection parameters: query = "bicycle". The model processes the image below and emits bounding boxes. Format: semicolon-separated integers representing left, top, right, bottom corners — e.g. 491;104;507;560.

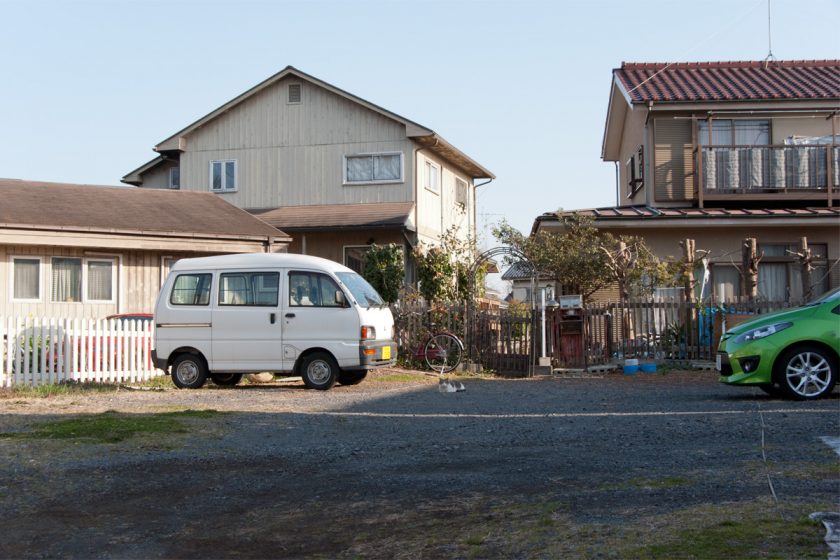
414;330;464;373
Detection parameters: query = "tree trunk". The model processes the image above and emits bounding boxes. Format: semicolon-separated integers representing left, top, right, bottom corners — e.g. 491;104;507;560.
798;237;813;301
741;238;759;299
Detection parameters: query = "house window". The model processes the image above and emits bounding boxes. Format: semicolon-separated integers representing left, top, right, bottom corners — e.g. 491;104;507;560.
219;272;279;306
698;120;770;146
288;83;302;104
344;246;370;274
210;160;237;192
344;153;403;184
455;178;468;207
169;167;180;189
626;145;644;196
51;257;82;303
712;265;741;301
425;160;440;193
758;243;829;301
12;257;41;301
170;273;212;306
288;272;343;307
86;260;115;302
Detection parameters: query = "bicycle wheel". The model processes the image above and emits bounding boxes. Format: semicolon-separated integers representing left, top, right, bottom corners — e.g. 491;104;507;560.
424;333;463;373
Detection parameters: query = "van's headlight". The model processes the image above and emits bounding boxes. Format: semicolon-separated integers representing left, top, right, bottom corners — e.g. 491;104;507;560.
360;326;376;340
735;322;792;343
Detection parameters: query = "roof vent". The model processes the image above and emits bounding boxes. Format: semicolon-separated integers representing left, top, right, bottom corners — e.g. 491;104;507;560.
288;83;301;104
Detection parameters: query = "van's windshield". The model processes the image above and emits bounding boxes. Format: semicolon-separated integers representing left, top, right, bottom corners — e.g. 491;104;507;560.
336;272;385;307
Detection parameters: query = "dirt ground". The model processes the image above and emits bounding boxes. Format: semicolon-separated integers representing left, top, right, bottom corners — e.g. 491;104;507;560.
0;369;836;559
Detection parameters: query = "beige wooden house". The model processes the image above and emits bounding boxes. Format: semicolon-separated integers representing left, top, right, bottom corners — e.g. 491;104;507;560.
122;66;494;279
534;60;840;303
0;179;290;318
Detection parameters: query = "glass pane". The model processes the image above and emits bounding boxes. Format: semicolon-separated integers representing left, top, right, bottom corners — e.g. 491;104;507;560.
171;274;212;305
87;260;113;301
374;154;401;181
734;120;770;145
225;161;236;190
169;167;180;189
219;274;249;305
253;273;279;306
212;162;222;190
51;257;82;302
317;275;342;307
698;120;732;146
13;258;39;299
346;156;373;182
289;272;315;306
758;263;787;301
344;246;369;274
713;266;740;301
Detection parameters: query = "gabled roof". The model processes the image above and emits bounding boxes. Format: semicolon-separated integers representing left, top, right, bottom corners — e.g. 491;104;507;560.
249;202;415;231
146;65;493;180
533;205;840;234
0;178;290;242
614;60;840;104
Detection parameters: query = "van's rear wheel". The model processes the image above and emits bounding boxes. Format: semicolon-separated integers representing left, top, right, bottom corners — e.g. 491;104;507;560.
211;372;243;387
171;354;208;389
300;352;338;390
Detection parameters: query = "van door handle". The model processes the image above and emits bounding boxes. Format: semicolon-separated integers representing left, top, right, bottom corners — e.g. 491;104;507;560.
270;313;276;324
285;313;296;318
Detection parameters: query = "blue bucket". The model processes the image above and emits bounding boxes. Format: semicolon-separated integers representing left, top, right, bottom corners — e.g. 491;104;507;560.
640;363;657;373
623;365;639;375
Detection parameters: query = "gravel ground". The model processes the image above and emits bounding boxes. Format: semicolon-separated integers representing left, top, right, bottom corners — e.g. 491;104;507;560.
0;369;837;559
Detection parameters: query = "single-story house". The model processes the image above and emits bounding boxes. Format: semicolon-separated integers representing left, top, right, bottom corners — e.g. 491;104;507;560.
1;179;290;318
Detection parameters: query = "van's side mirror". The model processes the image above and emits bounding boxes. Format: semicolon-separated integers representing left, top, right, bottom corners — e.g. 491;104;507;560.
335;290;347;306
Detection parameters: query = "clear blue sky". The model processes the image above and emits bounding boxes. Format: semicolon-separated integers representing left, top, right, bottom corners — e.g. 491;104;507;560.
2;0;838;244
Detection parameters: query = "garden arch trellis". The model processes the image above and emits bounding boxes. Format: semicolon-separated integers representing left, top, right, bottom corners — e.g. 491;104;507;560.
465;247;538;373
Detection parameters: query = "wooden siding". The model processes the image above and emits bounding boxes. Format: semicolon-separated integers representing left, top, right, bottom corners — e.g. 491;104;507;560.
415;152;473;243
173;77;416;208
290;230;407;266
1;245;200;318
139;161;179;190
654;118;693;202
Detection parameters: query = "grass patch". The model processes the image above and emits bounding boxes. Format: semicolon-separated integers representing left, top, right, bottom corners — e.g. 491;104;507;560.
0;382;120;399
0;409;223;444
629;476;691;489
629;515;825;559
373;373;426;383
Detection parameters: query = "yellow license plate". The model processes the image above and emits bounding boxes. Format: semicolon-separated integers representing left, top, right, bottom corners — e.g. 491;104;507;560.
382;346;391;360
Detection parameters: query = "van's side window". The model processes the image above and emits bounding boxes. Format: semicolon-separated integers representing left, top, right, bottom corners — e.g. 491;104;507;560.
219;272;279;306
289;272;343;307
170;273;212;306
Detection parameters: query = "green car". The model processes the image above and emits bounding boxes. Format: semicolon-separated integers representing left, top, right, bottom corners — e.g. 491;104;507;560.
718;287;840;400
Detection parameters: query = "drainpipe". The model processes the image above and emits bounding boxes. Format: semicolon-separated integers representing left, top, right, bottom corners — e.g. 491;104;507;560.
614;161;620;206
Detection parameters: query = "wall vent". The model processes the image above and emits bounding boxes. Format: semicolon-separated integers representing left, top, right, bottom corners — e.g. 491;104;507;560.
288;83;301;104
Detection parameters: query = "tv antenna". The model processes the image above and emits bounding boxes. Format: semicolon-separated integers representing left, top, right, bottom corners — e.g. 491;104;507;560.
763;0;776;65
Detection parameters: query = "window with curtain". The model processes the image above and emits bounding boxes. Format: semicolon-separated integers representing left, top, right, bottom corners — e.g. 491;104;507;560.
344;153;402;183
13;258;40;300
210;160;237;191
87;260;114;301
712;265;741;301
758;263;788;301
51;257;82;303
698;120;770;146
219;272;278;306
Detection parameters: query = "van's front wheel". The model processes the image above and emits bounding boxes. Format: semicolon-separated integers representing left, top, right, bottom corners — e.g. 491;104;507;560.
301;352;338;390
171;354;208;389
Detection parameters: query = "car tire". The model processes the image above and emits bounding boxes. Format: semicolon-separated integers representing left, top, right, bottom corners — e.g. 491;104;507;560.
211;372;243;387
776;345;837;400
171;354;208;389
338;371;367;386
300;352;338;391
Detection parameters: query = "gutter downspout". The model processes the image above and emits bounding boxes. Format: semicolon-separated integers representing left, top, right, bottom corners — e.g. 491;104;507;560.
614;161;620;206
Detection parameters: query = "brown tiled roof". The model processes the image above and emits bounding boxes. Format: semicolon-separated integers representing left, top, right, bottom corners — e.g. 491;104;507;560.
249;202;415;230
540;206;840;223
0;178;289;240
615;60;840;103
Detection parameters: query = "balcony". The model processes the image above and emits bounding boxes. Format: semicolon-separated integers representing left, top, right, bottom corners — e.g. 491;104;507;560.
697;145;839;205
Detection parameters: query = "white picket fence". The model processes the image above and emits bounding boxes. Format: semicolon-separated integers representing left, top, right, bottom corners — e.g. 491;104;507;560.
0;316;165;387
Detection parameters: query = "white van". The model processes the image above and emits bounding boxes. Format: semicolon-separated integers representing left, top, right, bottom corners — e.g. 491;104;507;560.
152;253;396;390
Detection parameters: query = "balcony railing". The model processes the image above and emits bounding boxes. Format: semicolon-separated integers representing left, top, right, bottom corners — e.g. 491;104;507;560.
698;145;839;196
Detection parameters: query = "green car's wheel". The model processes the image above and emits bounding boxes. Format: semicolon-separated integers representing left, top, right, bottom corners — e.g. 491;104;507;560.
776;345;837;400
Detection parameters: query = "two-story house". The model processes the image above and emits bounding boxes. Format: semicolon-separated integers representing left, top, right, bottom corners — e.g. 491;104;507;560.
533;60;840;302
122;66;494;280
